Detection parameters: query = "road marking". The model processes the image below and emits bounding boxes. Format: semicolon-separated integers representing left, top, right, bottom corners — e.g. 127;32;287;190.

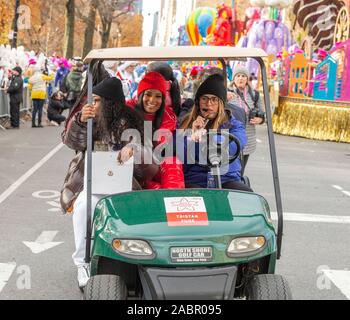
271;212;350;224
23;231;63;254
332;185;343;191
0;263;16;294
332;185;350;198
323;270;350;300
0;143;64;206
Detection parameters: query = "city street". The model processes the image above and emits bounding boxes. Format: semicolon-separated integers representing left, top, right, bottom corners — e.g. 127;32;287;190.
0;120;349;300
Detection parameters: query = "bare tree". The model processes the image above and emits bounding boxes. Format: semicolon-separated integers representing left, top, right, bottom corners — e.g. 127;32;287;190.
97;0;135;48
63;0;75;58
82;0;98;57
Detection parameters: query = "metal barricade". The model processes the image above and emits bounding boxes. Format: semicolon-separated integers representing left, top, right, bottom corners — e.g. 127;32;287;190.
0;89;10;130
0;87;31;130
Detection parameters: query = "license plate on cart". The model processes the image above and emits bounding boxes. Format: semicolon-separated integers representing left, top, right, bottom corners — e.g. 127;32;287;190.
170;247;213;263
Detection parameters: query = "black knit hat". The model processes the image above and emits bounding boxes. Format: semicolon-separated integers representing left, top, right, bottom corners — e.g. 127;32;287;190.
195;74;227;104
12;66;22;75
92;77;125;104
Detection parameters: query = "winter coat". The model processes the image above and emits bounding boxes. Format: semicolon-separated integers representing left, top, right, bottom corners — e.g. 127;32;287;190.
54;67;69;88
48;98;64;117
126;101;184;189
178;114;247;187
65;70;83;100
228;86;263;155
29;72;54;100
7;75;23;103
60;109;158;213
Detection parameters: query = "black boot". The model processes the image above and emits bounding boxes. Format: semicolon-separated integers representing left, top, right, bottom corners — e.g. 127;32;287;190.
32;122;37;128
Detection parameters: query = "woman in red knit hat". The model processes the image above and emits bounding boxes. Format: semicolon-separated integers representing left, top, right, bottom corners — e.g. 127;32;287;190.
124;71;185;189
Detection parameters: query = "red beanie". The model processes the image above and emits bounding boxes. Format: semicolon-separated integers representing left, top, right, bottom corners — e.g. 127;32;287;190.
137;72;167;98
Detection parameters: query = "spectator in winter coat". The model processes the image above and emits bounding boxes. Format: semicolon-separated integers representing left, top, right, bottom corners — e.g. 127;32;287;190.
179;74;252;192
63;63;84;108
28;65;54;127
5;66;23;129
48;91;67;126
228;66;265;175
54;62;69;90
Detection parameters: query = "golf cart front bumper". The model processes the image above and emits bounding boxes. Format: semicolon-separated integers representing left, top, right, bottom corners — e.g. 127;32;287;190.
139;265;237;300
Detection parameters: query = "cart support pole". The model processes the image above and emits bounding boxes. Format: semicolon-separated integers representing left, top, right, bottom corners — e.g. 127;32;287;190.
257;58;283;259
85;63;93;264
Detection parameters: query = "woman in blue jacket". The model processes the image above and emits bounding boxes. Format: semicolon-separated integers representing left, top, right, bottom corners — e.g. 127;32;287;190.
179;73;252;192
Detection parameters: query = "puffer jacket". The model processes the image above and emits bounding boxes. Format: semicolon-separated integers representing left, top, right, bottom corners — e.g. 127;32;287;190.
126;102;184;190
179;114;247;187
60;111;159;213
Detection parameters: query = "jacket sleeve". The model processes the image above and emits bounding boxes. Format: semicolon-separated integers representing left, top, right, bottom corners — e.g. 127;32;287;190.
42;74;54;82
61;112;87;152
229;117;247;155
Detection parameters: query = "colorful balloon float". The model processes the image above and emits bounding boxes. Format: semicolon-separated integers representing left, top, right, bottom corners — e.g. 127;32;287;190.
186;7;217;46
244;20;293;76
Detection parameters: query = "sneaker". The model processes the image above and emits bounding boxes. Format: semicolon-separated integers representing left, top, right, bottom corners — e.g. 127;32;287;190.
50;120;59;127
77;264;90;290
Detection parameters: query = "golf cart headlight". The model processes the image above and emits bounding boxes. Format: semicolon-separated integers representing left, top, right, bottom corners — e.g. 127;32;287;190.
112;239;154;258
227;236;266;255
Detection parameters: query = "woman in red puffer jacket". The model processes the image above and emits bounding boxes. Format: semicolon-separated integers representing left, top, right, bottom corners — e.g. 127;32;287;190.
125;71;184;189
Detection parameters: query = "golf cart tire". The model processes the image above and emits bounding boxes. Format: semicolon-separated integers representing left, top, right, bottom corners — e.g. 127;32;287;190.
246;274;292;300
84;275;127;300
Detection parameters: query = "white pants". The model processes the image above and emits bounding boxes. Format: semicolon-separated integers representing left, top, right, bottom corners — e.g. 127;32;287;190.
72;190;104;267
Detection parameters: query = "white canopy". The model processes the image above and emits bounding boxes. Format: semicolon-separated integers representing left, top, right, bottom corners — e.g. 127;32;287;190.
84;46;267;63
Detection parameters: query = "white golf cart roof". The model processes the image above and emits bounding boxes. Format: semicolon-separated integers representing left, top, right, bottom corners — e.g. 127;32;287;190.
84;46;267;63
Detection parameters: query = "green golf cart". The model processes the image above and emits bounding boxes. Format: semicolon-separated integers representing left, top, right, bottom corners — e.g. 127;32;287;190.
82;46;291;300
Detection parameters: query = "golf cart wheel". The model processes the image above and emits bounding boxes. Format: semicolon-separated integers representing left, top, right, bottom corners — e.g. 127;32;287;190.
83;275;127;300
246;274;292;300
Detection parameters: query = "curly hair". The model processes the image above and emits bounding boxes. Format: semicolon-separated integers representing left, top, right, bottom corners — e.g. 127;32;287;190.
97;98;144;147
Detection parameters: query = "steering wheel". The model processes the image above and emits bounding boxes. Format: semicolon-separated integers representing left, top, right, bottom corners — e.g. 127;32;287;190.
186;130;241;169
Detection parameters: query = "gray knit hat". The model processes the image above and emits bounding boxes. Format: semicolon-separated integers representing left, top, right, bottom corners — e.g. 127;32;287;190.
233;65;249;79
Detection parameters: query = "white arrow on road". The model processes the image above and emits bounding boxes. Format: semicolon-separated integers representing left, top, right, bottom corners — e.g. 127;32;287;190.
323;269;350;300
0;263;16;293
23;231;63;254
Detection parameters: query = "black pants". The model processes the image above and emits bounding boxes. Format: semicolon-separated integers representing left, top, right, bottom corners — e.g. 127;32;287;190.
32;99;45;126
10;101;20;128
186;180;253;192
48;113;66;125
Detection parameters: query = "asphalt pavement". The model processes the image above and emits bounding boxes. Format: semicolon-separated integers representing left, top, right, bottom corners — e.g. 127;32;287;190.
0;119;349;300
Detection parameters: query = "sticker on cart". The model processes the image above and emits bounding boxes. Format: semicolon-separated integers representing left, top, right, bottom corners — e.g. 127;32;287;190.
164;197;208;226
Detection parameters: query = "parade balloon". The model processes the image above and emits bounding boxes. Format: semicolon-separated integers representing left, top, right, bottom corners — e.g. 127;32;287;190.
256;23;265;40
274;26;283;39
198;13;214;38
186;7;216;46
265;21;275;40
